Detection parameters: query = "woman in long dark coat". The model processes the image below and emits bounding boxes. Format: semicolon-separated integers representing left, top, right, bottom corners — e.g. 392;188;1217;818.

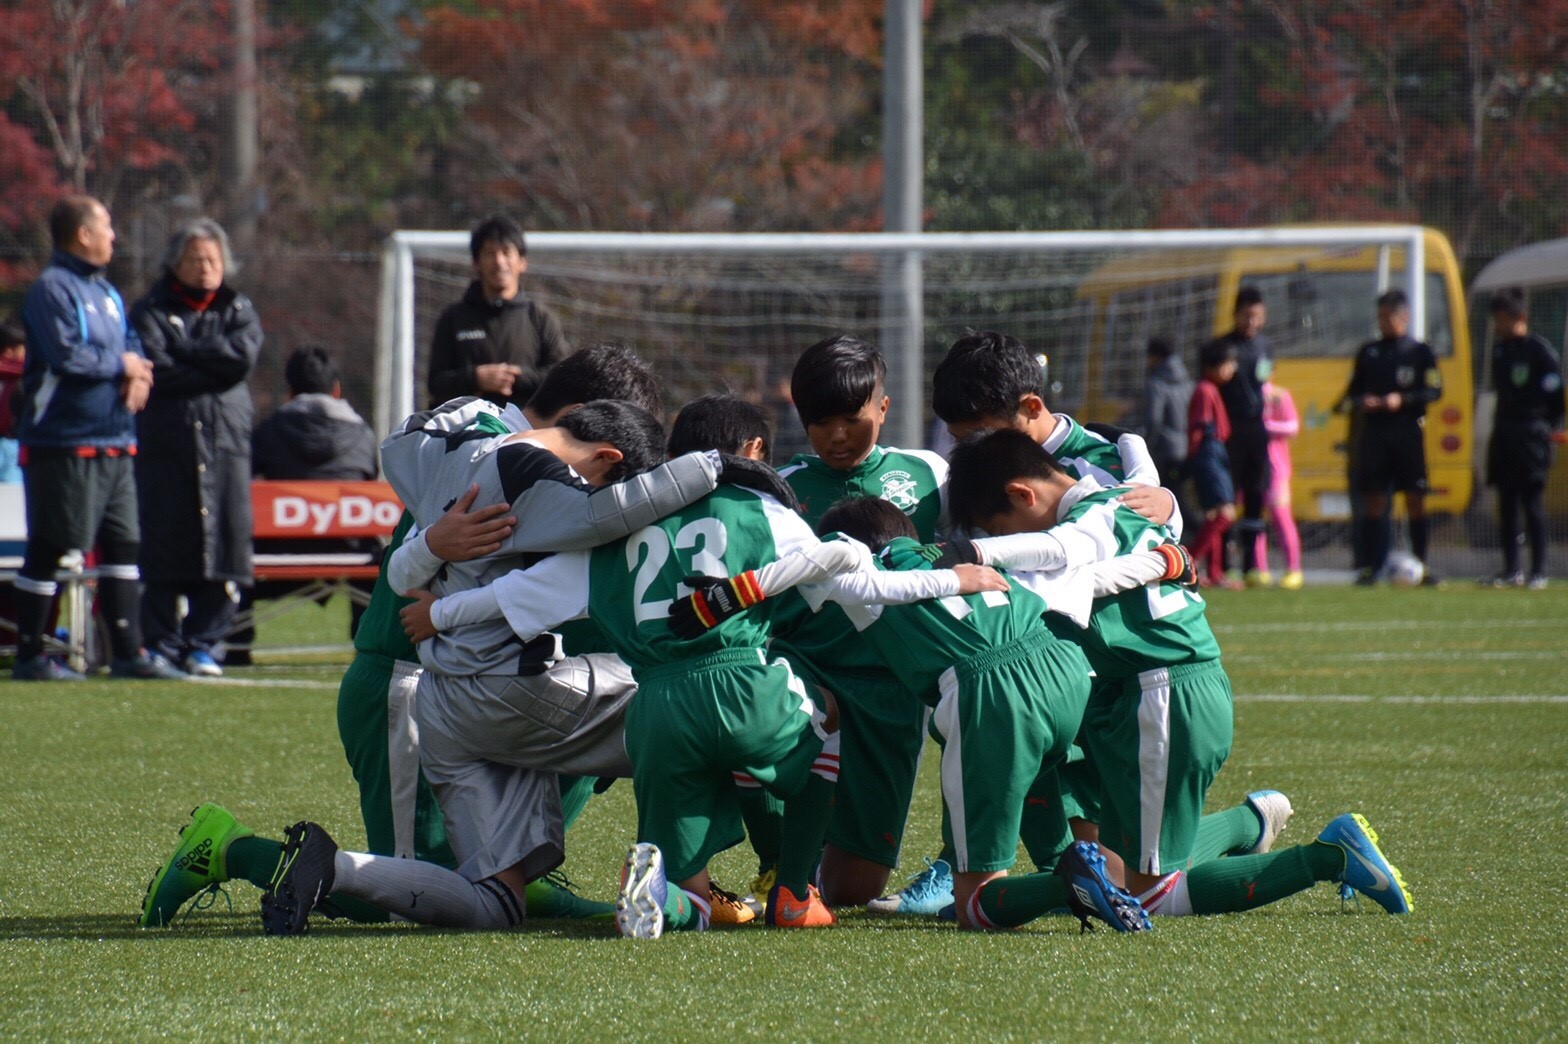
131;219;263;676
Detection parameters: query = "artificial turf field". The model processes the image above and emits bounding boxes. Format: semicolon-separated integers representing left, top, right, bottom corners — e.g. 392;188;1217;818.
2;585;1565;1040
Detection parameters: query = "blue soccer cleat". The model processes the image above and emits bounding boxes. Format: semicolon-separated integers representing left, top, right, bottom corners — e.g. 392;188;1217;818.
1055;841;1152;933
865;857;953;917
615;842;668;939
1316;813;1413;914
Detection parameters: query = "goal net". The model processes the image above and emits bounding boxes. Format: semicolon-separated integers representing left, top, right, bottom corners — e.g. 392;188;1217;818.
378;227;1434;463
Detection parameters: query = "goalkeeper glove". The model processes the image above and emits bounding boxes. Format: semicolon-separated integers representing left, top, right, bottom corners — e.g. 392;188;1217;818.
669;572;766;639
1152;540;1198;590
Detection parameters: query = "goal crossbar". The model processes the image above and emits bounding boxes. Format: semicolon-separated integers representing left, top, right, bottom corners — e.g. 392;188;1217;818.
377;225;1428;439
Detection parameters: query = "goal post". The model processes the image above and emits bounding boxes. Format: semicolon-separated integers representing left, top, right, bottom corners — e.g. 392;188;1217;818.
376;225;1430;448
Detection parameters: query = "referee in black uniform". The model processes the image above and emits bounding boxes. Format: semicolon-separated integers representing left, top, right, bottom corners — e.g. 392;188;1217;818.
1485;287;1566;588
1346;289;1442;584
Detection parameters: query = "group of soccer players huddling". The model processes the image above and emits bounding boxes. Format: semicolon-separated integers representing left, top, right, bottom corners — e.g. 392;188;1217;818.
139;331;1412;939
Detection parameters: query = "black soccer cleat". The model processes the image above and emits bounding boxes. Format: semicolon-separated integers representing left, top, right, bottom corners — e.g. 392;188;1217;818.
1054;840;1152;934
260;821;339;936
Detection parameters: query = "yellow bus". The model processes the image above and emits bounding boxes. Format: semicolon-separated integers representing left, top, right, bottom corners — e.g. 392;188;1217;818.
1070;228;1473;521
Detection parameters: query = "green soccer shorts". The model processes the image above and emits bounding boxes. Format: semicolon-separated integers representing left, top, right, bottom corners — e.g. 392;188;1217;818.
336;652;456;868
626;649;827;883
929;631;1093;874
1083;658;1234;876
782;658;924;870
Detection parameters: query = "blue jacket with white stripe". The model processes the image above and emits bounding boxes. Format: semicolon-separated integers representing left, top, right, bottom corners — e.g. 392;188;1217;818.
16;250;143;449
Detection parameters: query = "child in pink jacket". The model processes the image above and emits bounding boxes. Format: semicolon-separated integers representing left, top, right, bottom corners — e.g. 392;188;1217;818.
1256;381;1303;588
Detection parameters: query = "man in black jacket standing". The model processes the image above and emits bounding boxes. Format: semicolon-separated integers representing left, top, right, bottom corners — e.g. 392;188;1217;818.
1208;285;1272;582
425;215;569;408
1485;287;1565;588
1346;289;1443;584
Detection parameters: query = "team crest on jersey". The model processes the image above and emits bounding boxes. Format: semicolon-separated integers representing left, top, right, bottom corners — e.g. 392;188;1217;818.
104;295;121;323
1395;365;1415;387
1512;364;1532;387
880;470;920;512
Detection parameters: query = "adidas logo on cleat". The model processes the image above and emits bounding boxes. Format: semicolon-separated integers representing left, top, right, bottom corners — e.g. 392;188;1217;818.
174;838;214;876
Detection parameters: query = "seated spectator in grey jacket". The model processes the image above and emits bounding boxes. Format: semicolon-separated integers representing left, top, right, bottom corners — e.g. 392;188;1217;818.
253;347;376;481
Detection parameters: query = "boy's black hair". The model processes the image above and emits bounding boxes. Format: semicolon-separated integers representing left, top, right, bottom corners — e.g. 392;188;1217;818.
0;318;25;349
931;331;1045;424
469;214;528;261
1377;288;1409;311
1147;336;1175;361
555;399;666;484
1489;286;1528;319
946;429;1066;533
790;334;887;427
816;495;917;550
526;342;662;419
285;346;339;395
1234;285;1265;311
1198;339;1236;372
668;393;771;461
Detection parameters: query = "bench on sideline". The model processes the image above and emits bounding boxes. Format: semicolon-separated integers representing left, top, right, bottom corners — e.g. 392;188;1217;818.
231;480;403;648
1;480;403;669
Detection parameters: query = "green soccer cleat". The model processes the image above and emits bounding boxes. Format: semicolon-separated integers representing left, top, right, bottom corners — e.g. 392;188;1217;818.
524;872;615;920
1316;813;1413;915
139;803;255;928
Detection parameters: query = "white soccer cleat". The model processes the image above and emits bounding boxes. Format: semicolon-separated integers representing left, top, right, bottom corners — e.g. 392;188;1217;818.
1244;790;1294;854
614;842;667;940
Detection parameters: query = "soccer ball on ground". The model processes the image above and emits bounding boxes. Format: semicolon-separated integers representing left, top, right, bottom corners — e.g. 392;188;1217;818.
1383;551;1425;587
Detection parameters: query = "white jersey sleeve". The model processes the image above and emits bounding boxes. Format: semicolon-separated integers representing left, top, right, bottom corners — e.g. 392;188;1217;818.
974;513;1118;572
386;524;445;595
429;551;591;640
1115;433;1182;539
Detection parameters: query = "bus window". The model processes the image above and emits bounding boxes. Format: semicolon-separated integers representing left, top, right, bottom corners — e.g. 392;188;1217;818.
1239;270;1454;359
1099;276;1217;417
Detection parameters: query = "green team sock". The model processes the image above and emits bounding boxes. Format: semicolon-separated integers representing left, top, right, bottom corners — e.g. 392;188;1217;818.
1183;842;1341;914
777;773;835;897
975;871;1069;929
737;787;784;874
560;775;595;831
319;893;391;924
228;836;388;923
226;836;283;890
1187;804;1263;865
661;887;701;931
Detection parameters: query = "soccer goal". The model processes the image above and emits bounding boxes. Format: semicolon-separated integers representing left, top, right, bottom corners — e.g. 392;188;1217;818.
377;225;1436;460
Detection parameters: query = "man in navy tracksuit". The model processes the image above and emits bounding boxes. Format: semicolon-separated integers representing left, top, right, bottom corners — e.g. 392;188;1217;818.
12;195;186;680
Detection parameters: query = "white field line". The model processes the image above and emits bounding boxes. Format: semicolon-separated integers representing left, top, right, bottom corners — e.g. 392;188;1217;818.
1215;619;1561;633
188;677;339;690
1237;694;1568;704
1226;650;1561;662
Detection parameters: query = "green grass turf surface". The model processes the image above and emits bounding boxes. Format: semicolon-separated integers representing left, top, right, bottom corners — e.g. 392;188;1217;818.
2;586;1565;1039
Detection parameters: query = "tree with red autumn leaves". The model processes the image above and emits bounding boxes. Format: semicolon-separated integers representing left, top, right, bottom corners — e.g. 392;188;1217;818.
412;0;887;231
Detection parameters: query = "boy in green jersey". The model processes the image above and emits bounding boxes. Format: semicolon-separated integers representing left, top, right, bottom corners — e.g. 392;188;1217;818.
944;429;1414;919
775;335;949;907
806;497;1199;931
409;463;1000;937
871;329;1183;918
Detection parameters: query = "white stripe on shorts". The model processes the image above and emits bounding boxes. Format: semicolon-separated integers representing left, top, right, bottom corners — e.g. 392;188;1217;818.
1136;667;1173;876
387;660;423;860
932;667;968;871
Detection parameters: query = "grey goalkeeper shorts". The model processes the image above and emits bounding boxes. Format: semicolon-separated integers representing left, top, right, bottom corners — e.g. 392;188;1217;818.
413;653;637;882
